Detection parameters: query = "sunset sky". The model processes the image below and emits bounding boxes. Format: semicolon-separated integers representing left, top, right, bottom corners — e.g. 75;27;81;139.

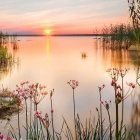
0;0;130;35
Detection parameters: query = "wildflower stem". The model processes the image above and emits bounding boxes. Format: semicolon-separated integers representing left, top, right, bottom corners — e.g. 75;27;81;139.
99;91;103;140
107;110;112;140
34;104;38;139
116;103;119;140
46;128;50;140
50;96;55;140
30;98;32;130
17;104;21;139
114;84;119;140
122;77;124;123
121;76;124;138
73;88;77;140
25;99;28;139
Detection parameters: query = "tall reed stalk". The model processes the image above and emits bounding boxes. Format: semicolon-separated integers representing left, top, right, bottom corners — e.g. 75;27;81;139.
30;98;32;131
25;99;28;139
107;109;112;140
17;100;21;139
67;80;79;140
121;77;124;126
102;100;112;140
72;88;77;140
98;85;104;139
50;90;55;140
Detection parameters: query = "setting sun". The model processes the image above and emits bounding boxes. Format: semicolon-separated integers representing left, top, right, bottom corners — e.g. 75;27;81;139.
44;29;52;35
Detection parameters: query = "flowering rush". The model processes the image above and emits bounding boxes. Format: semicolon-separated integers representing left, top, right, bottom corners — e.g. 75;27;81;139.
29;83;48;105
34;111;42;119
106;68;129;81
11;82;48;105
67;80;79;89
34;111;50;129
113;82;135;104
11;81;30;99
126;82;135;89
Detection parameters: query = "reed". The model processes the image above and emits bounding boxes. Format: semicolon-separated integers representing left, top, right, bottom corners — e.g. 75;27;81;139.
101;24;133;49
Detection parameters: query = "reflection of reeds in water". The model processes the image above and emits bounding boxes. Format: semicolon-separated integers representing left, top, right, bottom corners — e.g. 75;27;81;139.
101;24;132;49
0;34;19;80
0;46;13;80
0;32;9;46
96;38;140;67
99;46;130;67
10;35;19;50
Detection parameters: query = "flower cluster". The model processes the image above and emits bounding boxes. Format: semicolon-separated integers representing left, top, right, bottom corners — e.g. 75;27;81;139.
106;68;119;81
107;68;135;104
30;83;48;105
67;80;79;89
34;111;42;119
107;68;129;81
127;82;135;89
114;82;135;104
11;82;48;106
119;68;129;77
111;79;117;86
12;81;30;100
34;111;50;129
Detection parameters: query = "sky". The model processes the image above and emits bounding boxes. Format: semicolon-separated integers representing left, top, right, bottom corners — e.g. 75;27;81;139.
0;0;130;35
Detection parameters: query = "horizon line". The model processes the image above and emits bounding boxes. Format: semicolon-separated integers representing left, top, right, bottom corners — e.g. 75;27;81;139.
6;33;122;37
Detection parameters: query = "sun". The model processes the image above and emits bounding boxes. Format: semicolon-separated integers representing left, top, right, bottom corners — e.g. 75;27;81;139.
44;29;52;35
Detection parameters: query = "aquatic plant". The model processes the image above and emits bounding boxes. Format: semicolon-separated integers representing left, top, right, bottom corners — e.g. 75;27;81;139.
128;0;140;28
50;89;55;140
67;80;79;140
127;0;140;44
98;84;105;140
102;100;112;140
0;87;21;120
107;68;135;140
10;82;48;139
0;72;136;140
101;24;133;49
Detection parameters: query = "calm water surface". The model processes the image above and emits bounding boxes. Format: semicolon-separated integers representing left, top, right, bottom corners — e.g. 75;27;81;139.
0;36;139;137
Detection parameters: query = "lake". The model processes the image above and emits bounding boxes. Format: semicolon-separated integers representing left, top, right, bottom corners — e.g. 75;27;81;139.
0;36;139;138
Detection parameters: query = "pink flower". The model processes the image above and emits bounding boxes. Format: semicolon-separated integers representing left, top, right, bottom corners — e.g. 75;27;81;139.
67;80;79;89
126;82;135;89
111;79;116;86
34;111;42;119
0;132;4;139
